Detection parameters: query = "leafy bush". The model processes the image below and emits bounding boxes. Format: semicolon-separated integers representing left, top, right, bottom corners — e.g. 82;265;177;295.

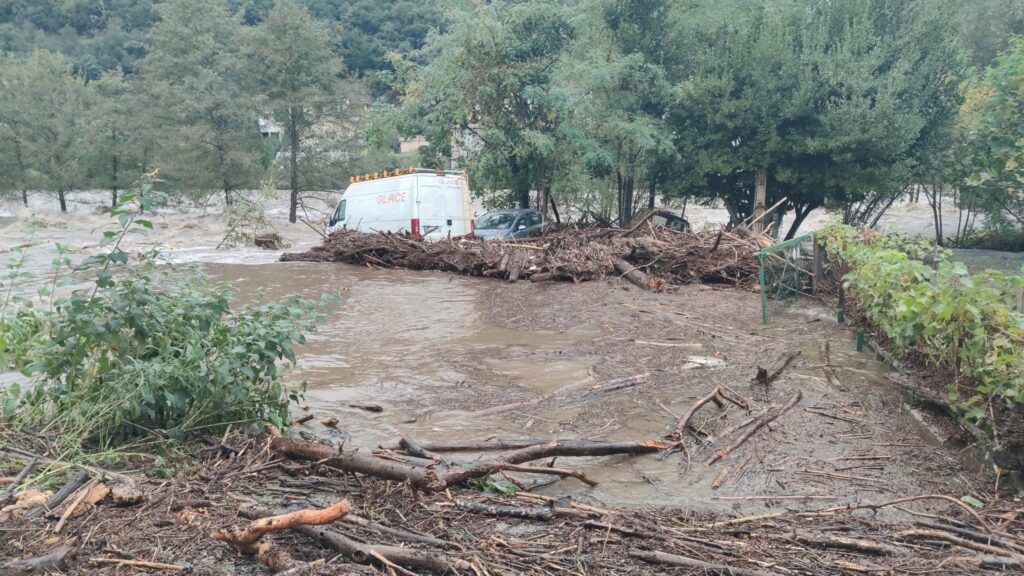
819;225;1024;421
0;184;333;454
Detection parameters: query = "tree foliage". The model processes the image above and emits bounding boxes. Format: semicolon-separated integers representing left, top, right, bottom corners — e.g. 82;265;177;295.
958;38;1024;230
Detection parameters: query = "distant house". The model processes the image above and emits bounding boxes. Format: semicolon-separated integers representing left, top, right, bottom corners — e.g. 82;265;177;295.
399;135;428;154
258;117;283;140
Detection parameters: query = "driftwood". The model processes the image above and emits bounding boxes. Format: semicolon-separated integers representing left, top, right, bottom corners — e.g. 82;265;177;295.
0;458;37;504
706;390;803;465
242;507;473;574
271;438;446;491
274;437;671;492
765;351;802;385
214;499;351;554
628;548;777;576
772;530;905;556
675;386;726;439
281;226;765;288
0;539;76;576
611;257;655;291
466;373;648;418
25;471;89;519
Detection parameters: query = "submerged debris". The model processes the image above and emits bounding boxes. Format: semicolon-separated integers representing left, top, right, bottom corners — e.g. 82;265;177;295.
280;225;767;289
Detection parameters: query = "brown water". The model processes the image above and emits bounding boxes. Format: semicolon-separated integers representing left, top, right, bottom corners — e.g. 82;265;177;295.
202;262;975;513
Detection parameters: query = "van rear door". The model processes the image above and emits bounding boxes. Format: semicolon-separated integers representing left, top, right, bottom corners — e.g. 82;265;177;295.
416;177;448;239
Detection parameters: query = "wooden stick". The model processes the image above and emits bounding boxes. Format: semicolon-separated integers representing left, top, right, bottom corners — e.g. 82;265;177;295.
765;351;801;385
628;548;775;576
706;390;803;465
675;386;723;439
214;499;350;554
491;463;598;486
895;529;1023;558
90;558;184;571
25;471;89;519
0;458;37;503
53;475;100;534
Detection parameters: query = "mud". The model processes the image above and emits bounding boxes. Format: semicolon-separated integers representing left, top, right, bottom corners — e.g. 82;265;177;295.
202;261;991;517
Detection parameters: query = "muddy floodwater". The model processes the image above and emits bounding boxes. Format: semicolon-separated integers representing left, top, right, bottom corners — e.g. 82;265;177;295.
204;261;984;515
0;192;996;517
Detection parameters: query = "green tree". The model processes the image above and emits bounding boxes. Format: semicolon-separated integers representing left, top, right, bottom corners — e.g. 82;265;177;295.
0;53;33;206
672;0;963;238
5;50;93;212
246;0;348;223
959;38;1024;230
140;0;261;205
87;70;147;207
391;0;573;209
557;0;677;224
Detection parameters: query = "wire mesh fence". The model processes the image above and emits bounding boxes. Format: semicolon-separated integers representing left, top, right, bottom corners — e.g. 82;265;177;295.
756;234;815;324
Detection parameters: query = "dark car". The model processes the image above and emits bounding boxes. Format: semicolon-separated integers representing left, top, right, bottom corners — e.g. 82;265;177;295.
473;209;546;240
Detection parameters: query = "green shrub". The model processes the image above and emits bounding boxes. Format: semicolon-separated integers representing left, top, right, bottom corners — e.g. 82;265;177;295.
819;225;1024;421
0;184;334;454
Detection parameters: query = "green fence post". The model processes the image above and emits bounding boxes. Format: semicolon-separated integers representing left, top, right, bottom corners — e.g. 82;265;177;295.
759;253;768;325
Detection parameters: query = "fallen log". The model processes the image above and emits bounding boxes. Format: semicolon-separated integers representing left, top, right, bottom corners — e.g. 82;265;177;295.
0;539;76;576
277;437;669;491
628;548;777;576
214;499;350;554
612;257;653;291
270;438;445;491
439;439;674;486
706;390;803;465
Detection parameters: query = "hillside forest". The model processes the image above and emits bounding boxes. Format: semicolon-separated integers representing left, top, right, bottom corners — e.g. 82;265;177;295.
1;0;1023;242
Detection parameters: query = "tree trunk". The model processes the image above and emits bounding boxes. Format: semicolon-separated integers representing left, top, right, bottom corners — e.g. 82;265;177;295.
752;167;767;234
111;153;119;207
508;156;529;209
15;140;27;206
58;189;67;213
784;202;816;240
289;106;300;223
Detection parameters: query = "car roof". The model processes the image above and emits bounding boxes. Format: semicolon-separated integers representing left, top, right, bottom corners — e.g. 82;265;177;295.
481;209;539;215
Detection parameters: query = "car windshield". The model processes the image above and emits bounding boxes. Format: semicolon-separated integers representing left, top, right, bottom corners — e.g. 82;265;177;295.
476;212;517;230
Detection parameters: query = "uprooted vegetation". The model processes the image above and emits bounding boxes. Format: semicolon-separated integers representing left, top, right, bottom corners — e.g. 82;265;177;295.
280;223;770;290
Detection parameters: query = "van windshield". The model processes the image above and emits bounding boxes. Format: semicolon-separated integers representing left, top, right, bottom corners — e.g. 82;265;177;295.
332;199;346;223
476;212;516;230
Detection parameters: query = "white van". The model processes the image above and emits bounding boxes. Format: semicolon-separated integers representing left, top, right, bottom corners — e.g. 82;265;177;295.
327;168;473;240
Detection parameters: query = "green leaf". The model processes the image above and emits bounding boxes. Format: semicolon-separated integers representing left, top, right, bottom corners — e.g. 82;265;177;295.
960;495;984;509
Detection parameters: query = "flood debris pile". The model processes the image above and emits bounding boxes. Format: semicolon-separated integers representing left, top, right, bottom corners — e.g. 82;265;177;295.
4;432;1023;575
280;225;768;290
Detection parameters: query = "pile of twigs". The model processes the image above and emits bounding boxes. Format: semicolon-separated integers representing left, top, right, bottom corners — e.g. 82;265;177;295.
280;224;769;290
3;429;1024;575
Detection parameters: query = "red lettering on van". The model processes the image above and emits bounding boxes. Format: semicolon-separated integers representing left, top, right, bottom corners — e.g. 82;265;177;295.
376;192;407;205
